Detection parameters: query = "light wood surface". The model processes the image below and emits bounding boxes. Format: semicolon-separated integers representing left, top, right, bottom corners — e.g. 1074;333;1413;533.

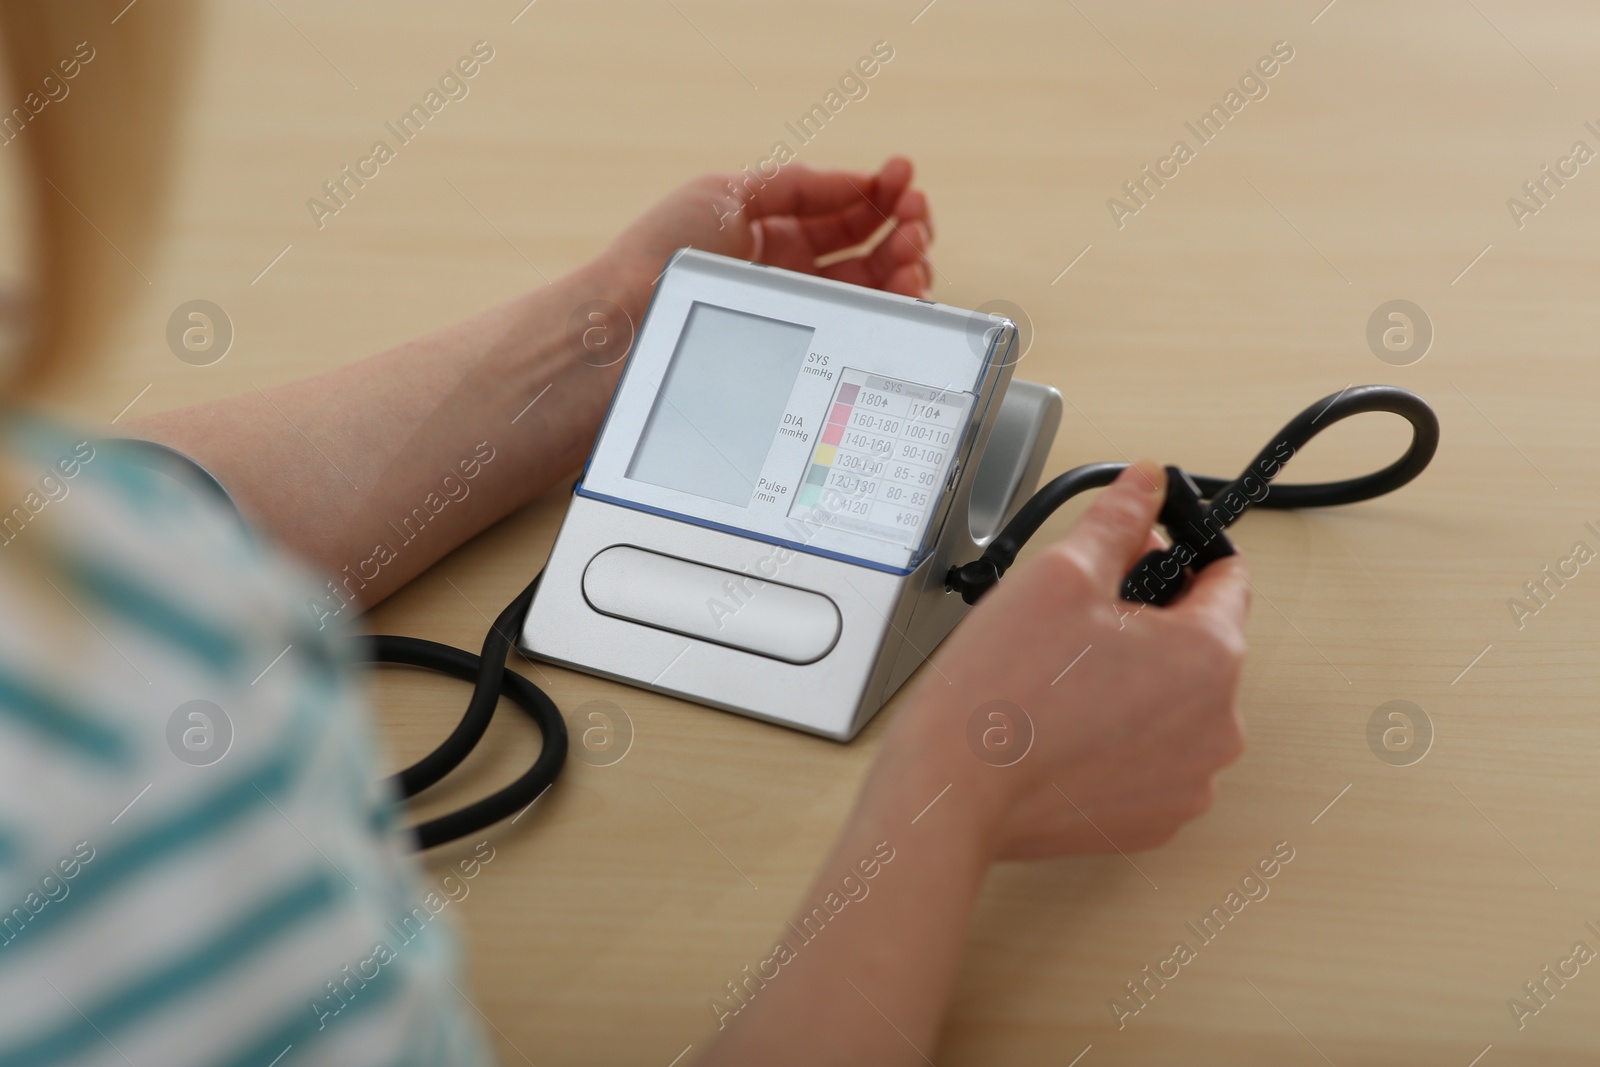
32;1;1600;1062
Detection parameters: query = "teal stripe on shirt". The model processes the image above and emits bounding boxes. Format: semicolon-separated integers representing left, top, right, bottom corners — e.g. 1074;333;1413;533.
57;553;245;674
0;869;343;1067
0;662;129;766
210;931;422;1067
0;694;323;960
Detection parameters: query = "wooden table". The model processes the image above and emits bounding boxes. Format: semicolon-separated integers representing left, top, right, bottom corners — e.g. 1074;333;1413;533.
45;1;1600;1062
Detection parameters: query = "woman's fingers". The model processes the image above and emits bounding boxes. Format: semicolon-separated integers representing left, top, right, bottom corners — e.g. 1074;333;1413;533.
881;260;927;298
1173;554;1252;634
752;158;933;283
730;155;935;296
902;185;934;243
1053;462;1167;594
865;218;930;288
1142;526;1168;556
821;219;928;293
754;216;835;273
794;198;889;255
891;184;930;232
739;161;877;221
741;156;905;231
800;173;931;259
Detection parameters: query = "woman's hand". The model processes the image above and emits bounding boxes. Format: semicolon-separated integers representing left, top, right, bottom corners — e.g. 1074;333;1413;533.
128;158;933;611
885;462;1252;860
698;464;1251;1066
598;156;935;321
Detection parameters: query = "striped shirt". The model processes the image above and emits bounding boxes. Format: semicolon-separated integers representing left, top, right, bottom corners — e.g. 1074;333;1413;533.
0;413;493;1066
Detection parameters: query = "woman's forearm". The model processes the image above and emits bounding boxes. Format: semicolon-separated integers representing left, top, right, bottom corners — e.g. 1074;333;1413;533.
126;158;935;617
129;256;645;611
699;711;1002;1066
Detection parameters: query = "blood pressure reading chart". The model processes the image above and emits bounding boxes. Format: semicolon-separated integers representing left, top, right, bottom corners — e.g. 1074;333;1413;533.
790;368;974;551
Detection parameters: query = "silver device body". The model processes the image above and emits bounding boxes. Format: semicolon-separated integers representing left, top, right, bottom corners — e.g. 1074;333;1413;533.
521;249;1060;740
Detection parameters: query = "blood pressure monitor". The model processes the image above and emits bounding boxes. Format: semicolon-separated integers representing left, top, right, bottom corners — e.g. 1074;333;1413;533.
521;249;1061;740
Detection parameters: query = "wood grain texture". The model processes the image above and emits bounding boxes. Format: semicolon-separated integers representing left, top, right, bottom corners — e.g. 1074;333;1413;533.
26;1;1600;1062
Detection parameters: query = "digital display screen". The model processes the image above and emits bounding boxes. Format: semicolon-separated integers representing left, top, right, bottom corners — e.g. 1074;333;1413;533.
626;302;815;508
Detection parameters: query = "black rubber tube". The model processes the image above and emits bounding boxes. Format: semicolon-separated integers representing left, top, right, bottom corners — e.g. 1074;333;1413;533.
359;572;568;850
950;385;1440;603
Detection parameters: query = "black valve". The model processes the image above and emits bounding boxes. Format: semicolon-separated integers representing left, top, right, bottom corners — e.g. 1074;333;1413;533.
943;385;1440;612
1119;466;1236;606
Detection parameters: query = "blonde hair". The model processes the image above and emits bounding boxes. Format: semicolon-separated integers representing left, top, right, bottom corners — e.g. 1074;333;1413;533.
0;0;195;395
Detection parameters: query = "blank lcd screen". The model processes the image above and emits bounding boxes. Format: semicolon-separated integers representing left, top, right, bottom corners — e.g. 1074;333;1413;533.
626;302;814;507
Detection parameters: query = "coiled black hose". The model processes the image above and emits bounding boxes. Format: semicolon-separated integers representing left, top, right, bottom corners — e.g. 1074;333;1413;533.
947;385;1440;607
360;572;567;850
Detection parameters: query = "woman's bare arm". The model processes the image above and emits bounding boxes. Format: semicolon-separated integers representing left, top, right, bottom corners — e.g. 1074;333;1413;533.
129;159;933;612
699;466;1251;1064
130;258;634;611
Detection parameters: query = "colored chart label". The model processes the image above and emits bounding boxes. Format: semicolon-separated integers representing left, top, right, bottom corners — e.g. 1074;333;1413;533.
789;367;974;549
